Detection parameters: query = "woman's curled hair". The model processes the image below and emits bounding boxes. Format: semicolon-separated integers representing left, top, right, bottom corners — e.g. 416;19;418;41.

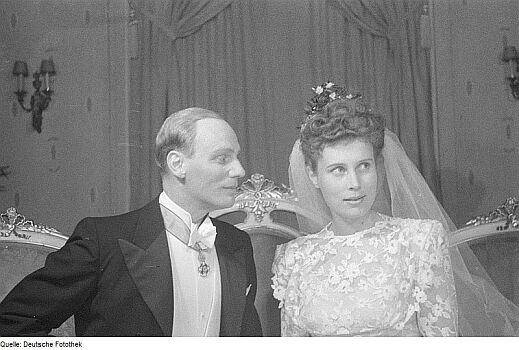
300;98;385;171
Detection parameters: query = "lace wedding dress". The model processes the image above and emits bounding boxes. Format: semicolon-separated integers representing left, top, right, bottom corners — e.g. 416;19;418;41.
272;215;458;336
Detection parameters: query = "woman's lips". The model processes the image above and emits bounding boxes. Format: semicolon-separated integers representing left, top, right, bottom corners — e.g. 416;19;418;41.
343;195;366;202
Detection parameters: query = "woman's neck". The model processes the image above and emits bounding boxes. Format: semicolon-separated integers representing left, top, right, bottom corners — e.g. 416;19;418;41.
330;210;381;236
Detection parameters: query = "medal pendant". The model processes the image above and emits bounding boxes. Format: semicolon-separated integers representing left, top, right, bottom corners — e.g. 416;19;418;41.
197;249;210;277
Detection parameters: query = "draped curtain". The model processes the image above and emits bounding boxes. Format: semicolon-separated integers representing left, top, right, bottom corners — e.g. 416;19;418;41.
128;0;435;210
129;0;236;206
328;0;438;199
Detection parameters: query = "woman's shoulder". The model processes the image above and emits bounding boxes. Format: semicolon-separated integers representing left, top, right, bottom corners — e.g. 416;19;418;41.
384;216;448;249
281;225;329;246
385;215;445;232
276;234;311;255
274;228;329;262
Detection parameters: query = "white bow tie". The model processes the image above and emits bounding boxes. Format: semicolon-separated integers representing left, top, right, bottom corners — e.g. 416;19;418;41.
188;216;217;250
160;204;217;250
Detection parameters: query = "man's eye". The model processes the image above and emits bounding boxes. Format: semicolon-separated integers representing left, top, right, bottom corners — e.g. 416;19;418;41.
215;155;230;164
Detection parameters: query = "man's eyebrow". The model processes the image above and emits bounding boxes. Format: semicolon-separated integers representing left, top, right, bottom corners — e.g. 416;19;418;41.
210;147;239;155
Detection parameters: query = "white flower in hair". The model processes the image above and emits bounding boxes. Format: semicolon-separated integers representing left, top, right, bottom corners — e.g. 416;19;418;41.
301;82;372;131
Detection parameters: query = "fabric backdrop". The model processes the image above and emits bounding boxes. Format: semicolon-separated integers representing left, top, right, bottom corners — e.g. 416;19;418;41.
128;0;434;210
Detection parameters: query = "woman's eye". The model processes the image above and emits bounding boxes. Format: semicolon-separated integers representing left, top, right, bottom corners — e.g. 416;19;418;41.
358;162;371;171
331;166;346;174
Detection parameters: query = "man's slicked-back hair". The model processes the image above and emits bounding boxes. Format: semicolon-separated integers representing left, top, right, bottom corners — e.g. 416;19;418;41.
155;107;223;173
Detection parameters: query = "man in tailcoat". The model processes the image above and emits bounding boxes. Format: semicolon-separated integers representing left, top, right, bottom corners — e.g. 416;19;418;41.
0;107;262;336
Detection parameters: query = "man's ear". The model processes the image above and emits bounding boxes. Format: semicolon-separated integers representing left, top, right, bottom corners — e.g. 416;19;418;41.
306;165;320;189
166;151;186;179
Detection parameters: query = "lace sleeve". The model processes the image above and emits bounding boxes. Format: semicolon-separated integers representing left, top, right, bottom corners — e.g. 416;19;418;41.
271;242;308;336
415;221;459;336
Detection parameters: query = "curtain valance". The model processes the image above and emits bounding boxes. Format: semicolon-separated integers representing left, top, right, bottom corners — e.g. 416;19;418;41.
132;0;235;40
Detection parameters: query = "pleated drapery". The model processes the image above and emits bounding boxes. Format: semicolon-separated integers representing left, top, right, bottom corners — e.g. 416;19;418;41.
128;0;436;209
329;0;438;199
129;0;236;206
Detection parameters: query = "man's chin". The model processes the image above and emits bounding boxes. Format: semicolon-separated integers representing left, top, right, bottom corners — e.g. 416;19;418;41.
213;199;236;211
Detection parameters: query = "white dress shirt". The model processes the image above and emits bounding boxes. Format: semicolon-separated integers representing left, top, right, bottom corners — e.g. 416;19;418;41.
159;191;221;336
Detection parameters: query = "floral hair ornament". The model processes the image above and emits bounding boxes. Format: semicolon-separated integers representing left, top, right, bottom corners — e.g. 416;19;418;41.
301;82;372;130
304;81;371;115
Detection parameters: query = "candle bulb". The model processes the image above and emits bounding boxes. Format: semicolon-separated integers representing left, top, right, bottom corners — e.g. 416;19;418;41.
16;74;24;92
43;73;50;91
40;59;56;92
502;46;518;79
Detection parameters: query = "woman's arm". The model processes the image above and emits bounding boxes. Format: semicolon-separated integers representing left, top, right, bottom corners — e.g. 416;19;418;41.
415;221;458;336
272;243;308;337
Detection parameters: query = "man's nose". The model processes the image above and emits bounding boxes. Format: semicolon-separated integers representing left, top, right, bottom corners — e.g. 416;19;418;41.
230;159;245;178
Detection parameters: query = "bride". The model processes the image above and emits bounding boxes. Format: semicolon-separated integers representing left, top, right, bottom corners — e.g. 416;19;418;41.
271;82;519;336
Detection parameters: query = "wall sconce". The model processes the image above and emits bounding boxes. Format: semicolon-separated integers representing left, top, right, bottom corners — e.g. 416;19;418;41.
501;46;519;100
12;59;56;133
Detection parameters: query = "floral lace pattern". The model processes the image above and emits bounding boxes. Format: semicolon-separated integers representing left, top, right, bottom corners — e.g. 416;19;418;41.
271;216;458;336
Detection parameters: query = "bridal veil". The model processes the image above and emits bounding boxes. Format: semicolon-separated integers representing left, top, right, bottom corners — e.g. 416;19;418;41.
288;129;519;336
